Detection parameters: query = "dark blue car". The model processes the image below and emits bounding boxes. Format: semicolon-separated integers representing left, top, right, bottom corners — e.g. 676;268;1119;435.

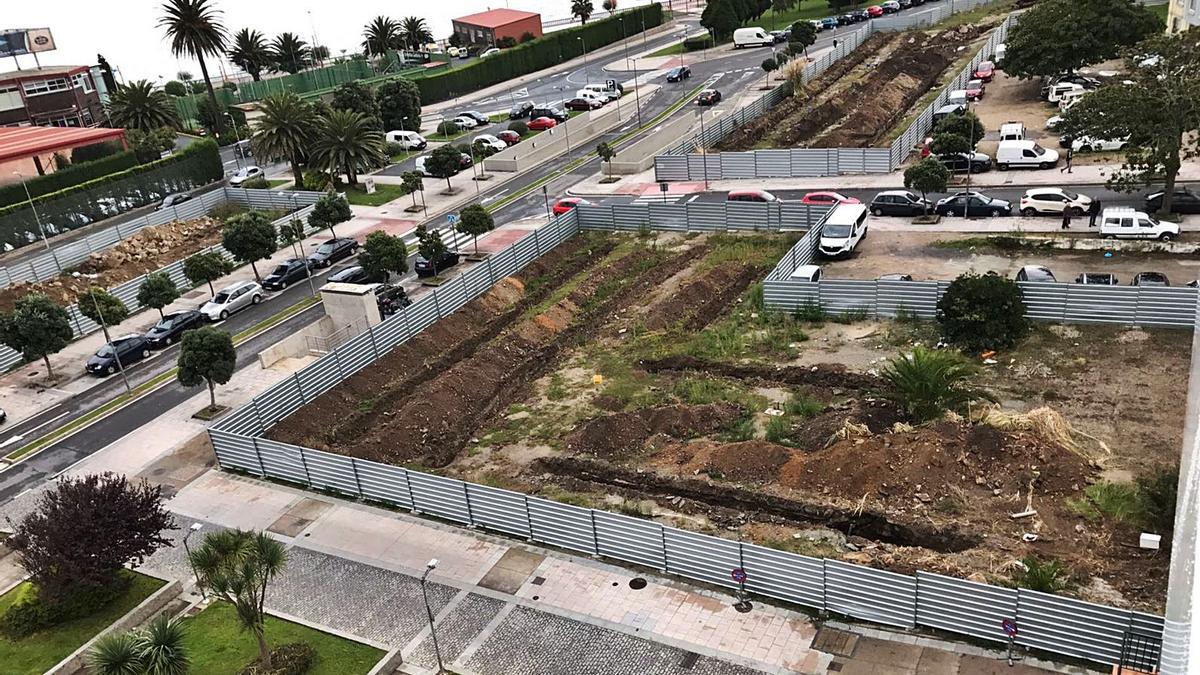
820;17;839;29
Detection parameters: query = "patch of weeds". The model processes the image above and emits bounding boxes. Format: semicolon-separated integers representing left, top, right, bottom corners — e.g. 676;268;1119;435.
591;350;665;409
1085;482;1142;523
757;535;842;559
784;393;823;419
718;417;755;442
792;301;826;323
1015;556;1072;593
480;421;524;446
672;377;767;412
934;487;969;516
932;236;1055;253
701;467;724;480
356;397;377;413
546;373;568;401
616;500;652;517
831;308;869;324
748;283;765;313
764;416;793;445
539;485;596;508
697;234;797;271
1064;497;1101;521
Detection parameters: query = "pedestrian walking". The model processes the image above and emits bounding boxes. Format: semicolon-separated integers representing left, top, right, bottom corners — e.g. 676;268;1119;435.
1088;198;1102;227
1061;148;1073;173
1061;210;1072;229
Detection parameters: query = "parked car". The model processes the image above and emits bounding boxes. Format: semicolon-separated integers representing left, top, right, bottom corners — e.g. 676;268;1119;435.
1016;265;1056;283
879;273;914;281
818;204;869;258
1041;74;1100;99
530;106;569;122
932;103;968;125
770;29;790;42
327;265;373;284
1075;273;1118;285
898;0;914;7
1072;135;1128;153
552;197;593;215
509;101;535;119
474;134;508;153
801;191;861;206
995;140;1059;170
1098;208;1179;241
867;5;885;17
307;237;359;268
934;191;1011;217
851;8;871;20
144;310;205;348
262;258;312;291
869;190;931;216
820;17;839;29
727;189;778;203
972;60;995;82
201;280;263;321
86;335;151;376
1132;272;1171;287
479;47;501;59
838;13;856;24
964;79;986;101
791;264;822;281
460;110;491;126
939;151;992;174
1146;187;1200;214
157;192;191;210
697;89;722;106
1019;188;1091;216
666;66;692;82
414;249;461;278
881;0;901;13
566;97;603;111
228;166;263;187
385;130;427;150
496;130;521;146
370;282;412;316
999;121;1026;142
528;116;558;131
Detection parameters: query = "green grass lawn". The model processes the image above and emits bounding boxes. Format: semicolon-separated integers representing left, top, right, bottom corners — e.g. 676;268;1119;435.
649;42;686;57
1148;2;1168;23
267;179;292;189
184;603;383;675
0;572;165;675
342;183;405;206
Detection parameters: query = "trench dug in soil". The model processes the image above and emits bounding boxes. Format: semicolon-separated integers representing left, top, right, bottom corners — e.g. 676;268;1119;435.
716;23;989;151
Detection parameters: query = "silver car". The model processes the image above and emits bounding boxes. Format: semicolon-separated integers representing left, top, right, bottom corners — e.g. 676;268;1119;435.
200;280;263;321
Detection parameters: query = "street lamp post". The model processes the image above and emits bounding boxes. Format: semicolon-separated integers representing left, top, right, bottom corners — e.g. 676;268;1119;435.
182;522;206;599
13;171;54;256
542;185;553;223
631;58;644;127
698;112;710;191
292;193;319;297
225;112;243;170
88;289;132;395
578;37;589;86
420;559;445;674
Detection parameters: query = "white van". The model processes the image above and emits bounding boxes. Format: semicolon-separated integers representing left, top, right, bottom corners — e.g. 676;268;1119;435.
999;122;1025;142
1046;82;1084;103
734;27;773;48
1058;88;1087;111
1099;208;1179;241
790;264;822;282
576;90;608;105
818;204;869;257
995;43;1007;62
580;82;620;99
995;140;1059;170
385;130;427;150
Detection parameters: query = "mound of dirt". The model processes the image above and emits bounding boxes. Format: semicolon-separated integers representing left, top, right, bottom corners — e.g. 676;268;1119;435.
782;422;1093;505
788;399;903;452
566;402;744;460
655;439;796;483
643;263;762;331
642;356;883;393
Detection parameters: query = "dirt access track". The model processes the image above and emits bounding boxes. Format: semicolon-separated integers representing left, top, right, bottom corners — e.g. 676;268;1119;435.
716;21;993;151
270;232;1181;612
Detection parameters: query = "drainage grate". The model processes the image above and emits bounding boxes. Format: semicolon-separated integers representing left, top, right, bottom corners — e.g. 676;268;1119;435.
678;651;699;670
629;577;648;590
531;576;546;586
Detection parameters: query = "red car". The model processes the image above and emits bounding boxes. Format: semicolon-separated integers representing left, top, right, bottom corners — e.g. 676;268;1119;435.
800;191;861;206
964;78;985;101
552;197;593;215
496;130;521;145
973;60;995;82
528;116;557;131
867;5;884;17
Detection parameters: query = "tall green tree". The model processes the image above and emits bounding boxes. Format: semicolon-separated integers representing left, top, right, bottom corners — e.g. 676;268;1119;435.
0;293;73;379
426;143;464;192
702;0;740;40
1002;0;1162;80
457;203;494;254
310;109;385;186
401;171;425;210
400;16;433;51
271;32;310;74
177;326;236;409
377;78;422;132
252;92;317;187
416;225;449;276
221;212;279;282
184;251;234;296
137;272;180;319
362;16;402;57
307;191;352;238
358;231;408;281
902;157;950;217
772;0;794;28
572;0;595;25
930;132;971;157
788;20;818;58
229;28;273;81
936;112;985;148
78;288;130;365
1062;30;1200;215
331;81;382;129
189;530;288;669
159;0;228;135
105;80;179;131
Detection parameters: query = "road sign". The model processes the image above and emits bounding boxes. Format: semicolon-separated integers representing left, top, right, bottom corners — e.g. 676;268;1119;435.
1002;619;1018;637
731;568;747;583
659;181;668;193
605;79;618;91
447;213;459;226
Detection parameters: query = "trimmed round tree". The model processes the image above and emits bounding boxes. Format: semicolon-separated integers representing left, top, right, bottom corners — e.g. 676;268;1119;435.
902;157;950;217
307;191;352;238
936;272;1030;353
177;326;236;410
222;211;279;283
930;132;971;158
184;251;234;297
78;287;130;357
137;272;180;319
416;224;449;276
426;144;464;192
400;171;425;211
936;111;985;148
0;294;73;380
457;204;494;255
358;231;409;282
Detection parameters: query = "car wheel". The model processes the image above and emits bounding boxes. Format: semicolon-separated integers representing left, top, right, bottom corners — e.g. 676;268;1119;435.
871;207;883;216
165;336;173;346
279;280;288;289
1160;233;1175;242
252;294;262;304
1068;207;1083;216
141;349;150;359
1080;145;1093;153
220;310;229;320
107;365;116;375
1039;162;1051;170
990;209;1003;217
997;163;1009;171
1103;233;1116;240
1021;207;1037;217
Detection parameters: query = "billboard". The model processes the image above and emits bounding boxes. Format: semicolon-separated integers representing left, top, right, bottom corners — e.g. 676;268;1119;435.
0;29;57;59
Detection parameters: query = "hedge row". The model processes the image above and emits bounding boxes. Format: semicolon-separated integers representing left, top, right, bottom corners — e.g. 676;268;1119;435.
0;139;223;251
414;4;665;104
0;150;140;209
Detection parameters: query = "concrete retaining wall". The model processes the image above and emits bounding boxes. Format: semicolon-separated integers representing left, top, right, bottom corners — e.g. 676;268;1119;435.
47;578;182;675
258;316;336;368
605;112;699;175
367;646;405;675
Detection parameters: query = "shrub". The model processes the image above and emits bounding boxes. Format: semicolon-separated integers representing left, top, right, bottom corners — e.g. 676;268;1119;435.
301;170;333;191
384;141;406;157
881;346;992;423
0;150;140;208
1137;464;1179;535
784;393;823;418
1016;556;1070;593
683;34;714;51
240;177;271;189
436;120;460;136
508;121;529;136
0;575;129;638
238;642;315;675
764;416;792;445
936;272;1030;352
71;141;125;164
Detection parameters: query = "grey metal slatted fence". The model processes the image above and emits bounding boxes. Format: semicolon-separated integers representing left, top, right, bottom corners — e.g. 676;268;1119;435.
527;496;597;555
916;571;1018;643
1016;589;1142;665
663;527;740;590
741;542;824;611
825;560;918;629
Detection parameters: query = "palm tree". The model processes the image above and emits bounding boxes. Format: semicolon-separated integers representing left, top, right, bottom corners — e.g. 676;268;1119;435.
881;346;993;423
400;16;433;51
310;109;385;186
272;32;310;74
88;615;189;675
362;15;401;57
190;529;288;669
106;80;179;131
159;0;228;135
253;92;316;186
229;28;272;81
571;0;595;24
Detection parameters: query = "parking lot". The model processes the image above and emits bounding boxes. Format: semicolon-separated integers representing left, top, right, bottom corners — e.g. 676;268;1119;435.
822;229;1200;285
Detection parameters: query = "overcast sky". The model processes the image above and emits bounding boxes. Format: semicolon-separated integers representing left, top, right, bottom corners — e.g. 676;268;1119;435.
3;0;653;83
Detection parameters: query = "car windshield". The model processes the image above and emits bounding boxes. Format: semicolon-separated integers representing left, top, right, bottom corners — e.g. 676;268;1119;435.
1032;143;1047;155
968;80;982;88
271;265;289;275
316;243;335;254
154;317;176;330
1062;190;1079;200
825;224;853;238
96;345;114;358
213;292;230;303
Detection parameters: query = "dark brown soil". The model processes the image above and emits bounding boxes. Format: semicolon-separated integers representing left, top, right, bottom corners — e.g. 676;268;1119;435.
643;263;762;332
565;403;745;460
642;356;884;393
787;399;904;453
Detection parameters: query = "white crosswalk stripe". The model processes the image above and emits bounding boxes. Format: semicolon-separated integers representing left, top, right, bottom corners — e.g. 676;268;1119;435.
631;194;684;205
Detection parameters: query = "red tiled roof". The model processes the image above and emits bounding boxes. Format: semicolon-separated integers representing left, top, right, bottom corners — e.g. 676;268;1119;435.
0;126;126;163
453;8;540;28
